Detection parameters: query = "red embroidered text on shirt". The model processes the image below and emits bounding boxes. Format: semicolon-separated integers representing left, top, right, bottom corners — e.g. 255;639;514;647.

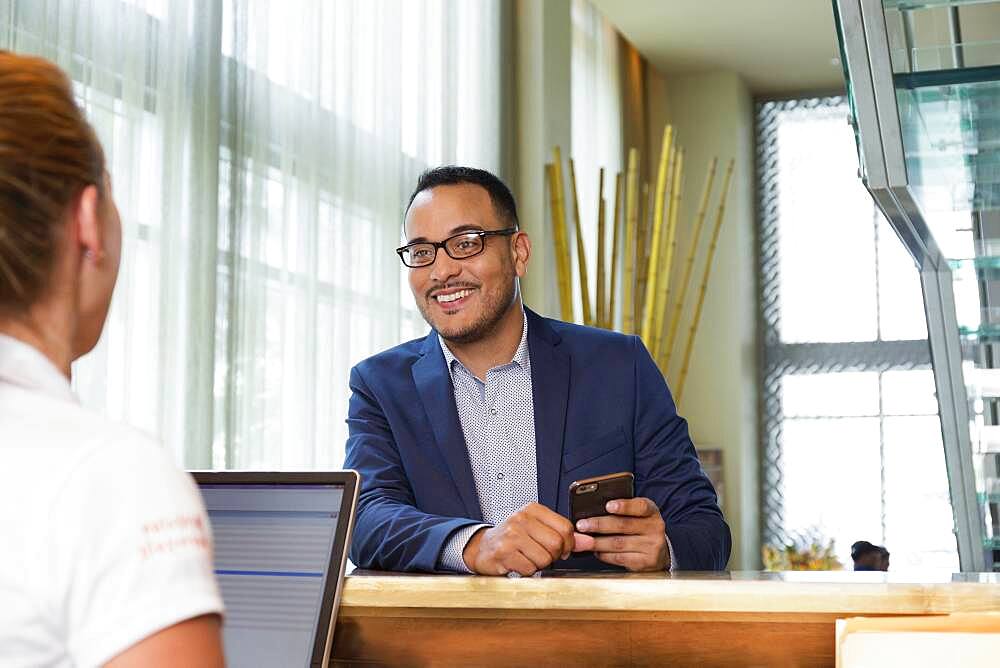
139;514;210;560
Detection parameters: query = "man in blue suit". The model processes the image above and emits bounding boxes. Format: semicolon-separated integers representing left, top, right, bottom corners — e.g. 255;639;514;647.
345;166;730;575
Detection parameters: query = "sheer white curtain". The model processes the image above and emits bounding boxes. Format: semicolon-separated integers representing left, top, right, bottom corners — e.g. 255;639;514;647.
571;0;621;323
2;0;502;469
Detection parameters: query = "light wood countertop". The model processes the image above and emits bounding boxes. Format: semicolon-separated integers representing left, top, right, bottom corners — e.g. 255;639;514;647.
333;571;1000;665
341;570;1000;618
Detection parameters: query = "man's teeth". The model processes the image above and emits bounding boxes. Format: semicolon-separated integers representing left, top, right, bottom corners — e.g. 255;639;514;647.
436;289;472;303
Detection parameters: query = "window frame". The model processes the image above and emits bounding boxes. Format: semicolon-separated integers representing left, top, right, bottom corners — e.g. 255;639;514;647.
755;95;936;551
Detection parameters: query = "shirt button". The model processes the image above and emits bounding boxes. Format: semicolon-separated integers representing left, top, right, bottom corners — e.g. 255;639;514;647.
497;473;505;480
490;408;497;415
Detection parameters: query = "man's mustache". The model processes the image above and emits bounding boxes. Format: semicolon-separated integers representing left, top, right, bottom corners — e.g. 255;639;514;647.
425;281;480;300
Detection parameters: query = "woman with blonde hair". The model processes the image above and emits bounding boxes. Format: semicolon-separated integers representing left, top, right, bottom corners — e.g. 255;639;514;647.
0;51;224;666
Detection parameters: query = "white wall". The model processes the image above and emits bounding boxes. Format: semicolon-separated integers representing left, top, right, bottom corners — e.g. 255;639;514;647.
646;69;760;570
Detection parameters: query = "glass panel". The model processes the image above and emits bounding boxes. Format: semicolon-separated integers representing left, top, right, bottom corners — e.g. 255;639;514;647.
782;372;881;417
898;80;1000;229
884;2;1000;74
885;0;1000;9
910;41;1000;71
781;418;884;566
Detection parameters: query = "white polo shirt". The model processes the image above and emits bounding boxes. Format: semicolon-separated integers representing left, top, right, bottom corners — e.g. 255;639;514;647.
0;334;224;667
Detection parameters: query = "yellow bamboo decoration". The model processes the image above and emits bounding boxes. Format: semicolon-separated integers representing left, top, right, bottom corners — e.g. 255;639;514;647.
568;159;593;326
675;158;735;406
635;181;650;326
608;173;623;331
652;148;684;363
547;154;573;322
644;145;675;350
664;158;718;368
640;124;674;345
622;148;640;334
595;169;606;329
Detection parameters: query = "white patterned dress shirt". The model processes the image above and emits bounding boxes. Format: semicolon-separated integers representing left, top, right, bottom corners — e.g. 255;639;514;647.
437;311;537;572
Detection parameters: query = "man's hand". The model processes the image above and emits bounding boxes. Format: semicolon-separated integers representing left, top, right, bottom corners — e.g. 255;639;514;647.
462;502;585;576
573;497;669;571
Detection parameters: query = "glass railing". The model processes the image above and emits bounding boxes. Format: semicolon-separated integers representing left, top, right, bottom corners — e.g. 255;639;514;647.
895;77;1000;259
885;0;999;10
906;41;1000;72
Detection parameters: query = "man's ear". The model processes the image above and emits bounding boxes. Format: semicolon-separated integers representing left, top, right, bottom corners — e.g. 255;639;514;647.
73;184;103;263
512;231;531;278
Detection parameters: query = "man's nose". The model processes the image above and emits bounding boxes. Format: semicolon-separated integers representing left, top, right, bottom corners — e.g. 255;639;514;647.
430;250;462;283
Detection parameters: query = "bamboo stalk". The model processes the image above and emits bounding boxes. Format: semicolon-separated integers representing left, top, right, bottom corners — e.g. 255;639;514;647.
675;158;735;406
568;159;593;326
547;153;573;322
646;145;676;349
664;158;718;368
635;181;650;327
595;169;606;329
608;172;623;331
640;125;674;345
622;148;640;334
652;148;684;363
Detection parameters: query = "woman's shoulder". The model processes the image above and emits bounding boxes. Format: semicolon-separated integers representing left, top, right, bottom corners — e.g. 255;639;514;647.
2;384;193;507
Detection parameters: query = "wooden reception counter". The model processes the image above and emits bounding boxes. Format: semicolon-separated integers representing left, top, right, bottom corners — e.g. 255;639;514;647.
331;570;1000;667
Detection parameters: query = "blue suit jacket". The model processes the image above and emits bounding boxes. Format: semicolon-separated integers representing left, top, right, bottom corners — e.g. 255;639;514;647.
345;308;731;572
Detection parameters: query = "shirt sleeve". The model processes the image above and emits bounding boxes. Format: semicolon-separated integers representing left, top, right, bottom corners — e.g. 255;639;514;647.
48;432;224;667
666;532;677;572
437;524;490;573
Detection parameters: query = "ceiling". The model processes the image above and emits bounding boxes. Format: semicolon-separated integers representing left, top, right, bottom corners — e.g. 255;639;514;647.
590;0;846;96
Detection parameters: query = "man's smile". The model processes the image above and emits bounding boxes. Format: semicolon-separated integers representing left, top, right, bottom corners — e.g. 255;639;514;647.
428;285;479;312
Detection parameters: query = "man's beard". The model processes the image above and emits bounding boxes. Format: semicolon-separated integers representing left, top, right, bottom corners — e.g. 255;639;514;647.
419;276;517;345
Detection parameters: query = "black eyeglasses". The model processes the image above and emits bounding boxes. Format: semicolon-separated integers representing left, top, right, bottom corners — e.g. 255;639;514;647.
396;228;517;268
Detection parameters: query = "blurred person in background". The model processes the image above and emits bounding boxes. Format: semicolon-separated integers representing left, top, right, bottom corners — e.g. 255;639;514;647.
851;540;889;571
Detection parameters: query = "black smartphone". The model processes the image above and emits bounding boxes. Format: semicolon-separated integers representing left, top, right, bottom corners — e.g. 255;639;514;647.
569;471;635;526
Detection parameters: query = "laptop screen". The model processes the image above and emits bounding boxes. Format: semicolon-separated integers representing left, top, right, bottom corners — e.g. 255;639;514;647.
199;481;347;667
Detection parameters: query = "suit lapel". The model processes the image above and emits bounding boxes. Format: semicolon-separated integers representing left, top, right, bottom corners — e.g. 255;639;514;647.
526;310;571;510
411;332;483;521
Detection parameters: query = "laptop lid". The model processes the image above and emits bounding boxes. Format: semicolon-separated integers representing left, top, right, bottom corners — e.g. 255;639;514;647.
192;471;359;668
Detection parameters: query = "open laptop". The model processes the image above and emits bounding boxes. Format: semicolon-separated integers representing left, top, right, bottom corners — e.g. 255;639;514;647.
191;471;359;668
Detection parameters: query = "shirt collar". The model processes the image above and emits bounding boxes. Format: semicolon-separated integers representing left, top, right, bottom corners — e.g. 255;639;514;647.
0;333;77;403
438;308;531;374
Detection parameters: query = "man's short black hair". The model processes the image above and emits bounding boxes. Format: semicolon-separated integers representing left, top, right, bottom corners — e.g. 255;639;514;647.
850;541;880;561
406;165;519;230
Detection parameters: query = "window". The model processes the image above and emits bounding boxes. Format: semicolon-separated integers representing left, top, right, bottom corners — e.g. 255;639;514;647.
757;96;958;570
570;0;622;323
4;0;502;469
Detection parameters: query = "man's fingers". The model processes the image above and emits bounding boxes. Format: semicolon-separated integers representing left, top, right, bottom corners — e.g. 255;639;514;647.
502;551;540;577
594;551;651;572
575;514;644;535
518;535;557;571
524;520;569;561
589;534;647;553
573;531;595;552
523;503;575;556
604;497;658;517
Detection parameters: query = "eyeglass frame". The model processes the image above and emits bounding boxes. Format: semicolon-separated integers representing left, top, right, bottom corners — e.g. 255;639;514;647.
395;227;518;268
